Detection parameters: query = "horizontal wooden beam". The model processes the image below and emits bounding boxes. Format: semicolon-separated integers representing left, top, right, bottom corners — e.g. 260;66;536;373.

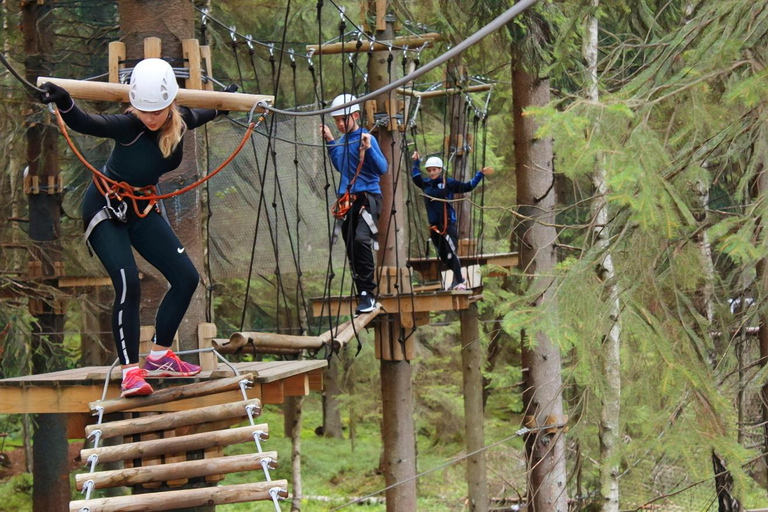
68;481;289;512
81;423;269;464
306;32;440;56
85;399;261;439
88;373;253;415
311;291;472;318
397;83;493;99
36;77;273;112
76;451;278;490
224;332;324;351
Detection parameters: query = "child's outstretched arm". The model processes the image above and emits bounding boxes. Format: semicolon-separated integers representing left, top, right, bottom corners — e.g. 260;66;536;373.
410;151;425;189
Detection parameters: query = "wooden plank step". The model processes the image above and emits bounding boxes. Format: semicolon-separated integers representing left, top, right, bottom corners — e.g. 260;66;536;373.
81;423;270;464
88;374;254;415
68;480;288;512
85;399;261;439
75;451;278;490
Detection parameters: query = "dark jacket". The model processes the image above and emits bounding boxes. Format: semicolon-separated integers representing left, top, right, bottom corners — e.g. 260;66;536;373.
59;102;218;187
411;158;483;227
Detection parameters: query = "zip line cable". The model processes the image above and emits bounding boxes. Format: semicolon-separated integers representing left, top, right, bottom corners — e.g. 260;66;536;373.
258;0;540;117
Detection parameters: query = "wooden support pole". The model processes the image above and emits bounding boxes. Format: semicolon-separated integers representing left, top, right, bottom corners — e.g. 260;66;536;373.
143;37;162;58
197;322;217;372
85;399;261;439
108;41;126;83
75;451;278;490
306;33;440;56
35;77;273;112
68;481;289;512
181;39;202;90
200;45;213;91
396;83;492;99
375;0;388;31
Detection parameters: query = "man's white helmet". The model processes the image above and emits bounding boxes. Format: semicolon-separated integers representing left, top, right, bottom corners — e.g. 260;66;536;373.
129;58;179;112
330;94;360;117
424;156;444;169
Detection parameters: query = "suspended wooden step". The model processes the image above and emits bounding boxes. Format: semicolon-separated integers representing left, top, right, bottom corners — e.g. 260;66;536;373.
73;374;287;512
407;250;519;281
69;481;288;512
213;305;382;355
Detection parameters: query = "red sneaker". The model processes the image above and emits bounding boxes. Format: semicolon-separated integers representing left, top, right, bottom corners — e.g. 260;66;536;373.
142;350;202;377
121;369;153;398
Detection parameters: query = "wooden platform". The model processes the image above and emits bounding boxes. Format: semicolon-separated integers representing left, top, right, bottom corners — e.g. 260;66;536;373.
311;289;478;318
407;251;519;280
0;360;326;415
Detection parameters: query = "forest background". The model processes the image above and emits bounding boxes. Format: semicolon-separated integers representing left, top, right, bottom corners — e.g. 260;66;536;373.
0;0;767;511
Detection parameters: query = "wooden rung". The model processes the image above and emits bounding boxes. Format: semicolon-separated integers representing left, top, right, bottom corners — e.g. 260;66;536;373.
81;424;269;464
69;480;289;512
332;306;382;351
85;399;261;439
212;338;303;356
76;451;278;490
89;373;254;415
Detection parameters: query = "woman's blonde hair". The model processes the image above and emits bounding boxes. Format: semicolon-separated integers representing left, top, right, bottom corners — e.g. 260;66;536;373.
126;104;186;158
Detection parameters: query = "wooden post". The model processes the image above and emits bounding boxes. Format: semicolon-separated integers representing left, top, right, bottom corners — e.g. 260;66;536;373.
370;10;418;511
200;45;213;91
108;41;126;83
143;37;162;58
197;322;217;372
181;39;202;90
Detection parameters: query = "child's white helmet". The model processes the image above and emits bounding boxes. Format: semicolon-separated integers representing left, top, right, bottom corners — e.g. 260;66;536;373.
129;58;179;112
330;94;360;117
424;156;444;169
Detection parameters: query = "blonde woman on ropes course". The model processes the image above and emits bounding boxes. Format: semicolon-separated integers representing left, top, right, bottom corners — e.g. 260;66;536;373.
39;58;237;397
411;151;493;290
321;94;388;315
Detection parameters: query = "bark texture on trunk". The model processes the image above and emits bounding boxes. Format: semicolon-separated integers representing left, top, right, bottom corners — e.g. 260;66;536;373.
512;59;568;512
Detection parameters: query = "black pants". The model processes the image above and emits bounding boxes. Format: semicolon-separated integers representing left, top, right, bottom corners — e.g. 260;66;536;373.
430;223;464;285
341;193;381;295
84;184;199;365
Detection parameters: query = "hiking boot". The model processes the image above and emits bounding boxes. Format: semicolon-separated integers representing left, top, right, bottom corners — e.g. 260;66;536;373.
120;368;153;398
355;291;377;315
142;350;202;378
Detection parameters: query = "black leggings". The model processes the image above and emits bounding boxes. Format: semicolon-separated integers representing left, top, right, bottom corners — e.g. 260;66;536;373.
86;195;199;365
430;223;464;285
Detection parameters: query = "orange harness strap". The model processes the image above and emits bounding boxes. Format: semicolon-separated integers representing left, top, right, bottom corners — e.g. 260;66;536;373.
53;107;258;218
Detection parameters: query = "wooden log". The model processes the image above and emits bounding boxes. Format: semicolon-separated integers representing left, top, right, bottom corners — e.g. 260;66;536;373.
75;451;278;490
224;332;324;351
35;77;273;112
332;306;382;351
68;481;289;512
397;83;493;99
84;399;261;439
211;339;302;355
197;323;217;372
107;41;125;84
89;373;254;415
318;321;351;345
306;33;440;55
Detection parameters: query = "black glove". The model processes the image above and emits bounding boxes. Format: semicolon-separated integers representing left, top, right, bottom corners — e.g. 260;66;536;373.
39;82;73;110
217;83;239;116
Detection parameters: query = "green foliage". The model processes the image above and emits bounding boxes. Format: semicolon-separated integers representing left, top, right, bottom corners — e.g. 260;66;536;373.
0;474;32;512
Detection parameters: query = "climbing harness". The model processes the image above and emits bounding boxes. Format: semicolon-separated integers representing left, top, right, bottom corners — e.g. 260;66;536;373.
330;143;366;220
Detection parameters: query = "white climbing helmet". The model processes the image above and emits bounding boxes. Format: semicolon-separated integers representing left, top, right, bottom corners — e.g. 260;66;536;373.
424;156;444;169
330;93;360;117
129;58;179;112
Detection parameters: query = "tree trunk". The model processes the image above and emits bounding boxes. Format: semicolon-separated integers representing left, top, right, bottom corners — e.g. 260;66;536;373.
512;57;568;512
449;54;488;512
369;3;416;509
23;1;70;510
117;0;205;360
322;360;344;439
583;3;621;511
